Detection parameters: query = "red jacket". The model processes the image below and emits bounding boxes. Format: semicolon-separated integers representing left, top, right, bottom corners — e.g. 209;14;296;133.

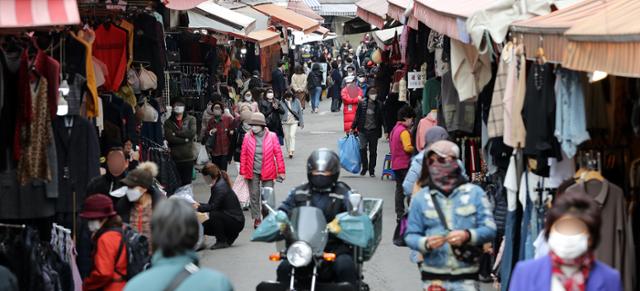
83;230;127;291
240;129;285;181
341;85;362;133
206;114;234;157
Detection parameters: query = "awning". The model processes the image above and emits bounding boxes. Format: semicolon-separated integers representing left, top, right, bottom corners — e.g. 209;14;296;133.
292;30;337;44
304;0;321;11
0;0;80;28
563;0;640;77
163;0;206;10
387;0;418;29
253;3;320;34
511;0;606;63
372;26;403;47
234;6;270;31
288;0;324;23
195;1;256;33
315;25;330;35
246;29;282;48
413;0;495;43
319;4;357;17
356;0;388;29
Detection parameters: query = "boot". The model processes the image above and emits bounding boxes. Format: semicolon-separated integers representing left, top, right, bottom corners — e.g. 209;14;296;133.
359;149;368;176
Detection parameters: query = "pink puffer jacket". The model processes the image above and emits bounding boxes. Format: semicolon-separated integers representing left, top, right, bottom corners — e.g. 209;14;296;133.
240;129;286;181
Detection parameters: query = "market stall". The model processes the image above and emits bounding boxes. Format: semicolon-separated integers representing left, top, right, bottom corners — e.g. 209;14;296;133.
355;0;389;29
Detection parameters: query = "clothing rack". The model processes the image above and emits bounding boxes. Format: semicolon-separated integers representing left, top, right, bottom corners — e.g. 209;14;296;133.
52;223;71;235
0;222;26;229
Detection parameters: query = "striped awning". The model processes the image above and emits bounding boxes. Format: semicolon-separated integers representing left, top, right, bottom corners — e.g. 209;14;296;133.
319;4;357;17
0;0;80;28
356;0;388;29
288;0;324;23
303;0;321;11
387;0;418;30
413;0;495;43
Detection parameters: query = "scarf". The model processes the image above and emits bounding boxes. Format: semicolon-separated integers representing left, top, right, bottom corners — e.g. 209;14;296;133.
550;251;594;291
427;158;466;194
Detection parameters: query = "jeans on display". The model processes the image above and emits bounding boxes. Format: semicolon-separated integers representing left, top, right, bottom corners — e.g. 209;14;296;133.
248;173;275;219
174;160;194;186
358;130;379;174
202;211;244;245
311;86;322;111
500;210;519;291
282;123;298;154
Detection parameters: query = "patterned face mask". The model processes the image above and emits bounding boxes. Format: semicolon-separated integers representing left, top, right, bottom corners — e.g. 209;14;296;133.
427;155;466;194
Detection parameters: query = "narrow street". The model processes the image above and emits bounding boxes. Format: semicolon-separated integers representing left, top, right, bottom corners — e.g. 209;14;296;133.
192;98;423;290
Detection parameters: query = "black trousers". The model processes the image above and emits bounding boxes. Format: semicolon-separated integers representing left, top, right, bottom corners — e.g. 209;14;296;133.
394;168;408;220
202;211;244;245
174;160;194;186
211;155;228;171
358;130;379;174
331;95;342;112
277;253;357;287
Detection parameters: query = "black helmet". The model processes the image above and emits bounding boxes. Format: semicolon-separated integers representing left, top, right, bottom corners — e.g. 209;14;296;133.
307;148;340;191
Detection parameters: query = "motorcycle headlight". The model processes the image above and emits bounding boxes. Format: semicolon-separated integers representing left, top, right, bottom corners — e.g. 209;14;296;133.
286;241;313;267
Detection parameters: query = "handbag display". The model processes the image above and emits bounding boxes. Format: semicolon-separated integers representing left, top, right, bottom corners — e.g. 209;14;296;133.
429;192;483;264
137;65;158;91
137;98;159;122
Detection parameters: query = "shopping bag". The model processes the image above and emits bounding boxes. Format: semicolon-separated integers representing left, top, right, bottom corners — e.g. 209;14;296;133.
335;212;374;248
338;134;361;174
232;175;251;207
392;213;408;247
196;143;209;165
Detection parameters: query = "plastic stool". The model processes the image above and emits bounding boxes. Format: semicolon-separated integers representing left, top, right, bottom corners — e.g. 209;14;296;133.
381;153;395;180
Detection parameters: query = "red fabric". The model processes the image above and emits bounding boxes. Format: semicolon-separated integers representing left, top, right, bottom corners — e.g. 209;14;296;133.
176;118;183;129
83;230;127;291
390;122;411;170
207;115;234;157
33;50;60;118
550;251;594;291
240;129;285;180
341;85;362;133
93;24;128;92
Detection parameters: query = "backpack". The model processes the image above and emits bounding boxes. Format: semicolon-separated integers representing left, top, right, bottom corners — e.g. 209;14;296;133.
112;224;151;280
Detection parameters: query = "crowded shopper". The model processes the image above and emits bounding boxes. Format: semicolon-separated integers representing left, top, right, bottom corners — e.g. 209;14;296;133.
307;63;323;113
164;98;197;186
81;194;127;291
350;88;383;177
509;190;623;291
116;162;165;243
200;95;220;140
272;61;287;100
341;76;362;133
123;139;139;171
290;64;308;110
329;61;343;112
87;147;130;203
356;70;368;96
196;163;245;250
124;199;234;291
206;101;234;172
240;112;286;228
405;140;497;290
390;106;416;220
280;90;304;159
259;88;285;143
235;91;260;115
232;110;254;171
402;126;450;196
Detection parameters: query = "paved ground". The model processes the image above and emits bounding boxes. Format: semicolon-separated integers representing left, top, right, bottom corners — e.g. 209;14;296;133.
192;99;496;291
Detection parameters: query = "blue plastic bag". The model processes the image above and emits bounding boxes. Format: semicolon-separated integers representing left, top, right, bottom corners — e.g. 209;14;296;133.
338;134;361;174
251;210;289;242
336;212;374;248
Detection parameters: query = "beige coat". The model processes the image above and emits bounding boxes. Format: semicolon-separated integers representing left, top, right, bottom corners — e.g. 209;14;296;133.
291;73;307;93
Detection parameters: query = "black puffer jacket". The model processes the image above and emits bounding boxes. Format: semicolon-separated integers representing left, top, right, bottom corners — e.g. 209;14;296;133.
197;177;244;224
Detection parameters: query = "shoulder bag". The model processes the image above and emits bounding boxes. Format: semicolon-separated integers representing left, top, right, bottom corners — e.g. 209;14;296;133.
283;100;300;122
429;192;483;264
162;263;200;291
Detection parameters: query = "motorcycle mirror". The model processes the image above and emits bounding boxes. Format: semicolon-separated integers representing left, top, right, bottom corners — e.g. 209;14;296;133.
261;187;277;214
349;193;363;214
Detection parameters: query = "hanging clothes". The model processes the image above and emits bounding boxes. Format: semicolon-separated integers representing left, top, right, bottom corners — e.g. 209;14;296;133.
117;20;135;68
17;77;52;184
70;29;99;118
449;38;492;102
441;70;475;133
93;23;128;92
554;68;590;159
422;78;440;116
488;43;513;139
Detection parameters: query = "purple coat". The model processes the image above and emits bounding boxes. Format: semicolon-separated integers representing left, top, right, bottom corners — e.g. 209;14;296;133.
509;255;622;291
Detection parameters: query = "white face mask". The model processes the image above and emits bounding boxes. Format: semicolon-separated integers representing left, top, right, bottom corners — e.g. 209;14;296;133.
244;95;252;101
126;187;143;202
213;109;222;116
252;126;263;134
369;94;377;101
266;93;274;99
88;220;103;232
547;230;589;260
174;106;185;114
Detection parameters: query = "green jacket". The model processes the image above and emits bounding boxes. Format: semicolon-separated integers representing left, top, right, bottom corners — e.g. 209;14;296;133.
163;114;197;162
124;251;233;291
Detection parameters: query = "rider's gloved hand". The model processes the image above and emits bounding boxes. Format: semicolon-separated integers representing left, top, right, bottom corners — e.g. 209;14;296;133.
328;218;342;234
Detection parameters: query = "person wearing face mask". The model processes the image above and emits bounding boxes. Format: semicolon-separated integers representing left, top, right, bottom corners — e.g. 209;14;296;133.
232;110;254;171
405;140;496;291
259;89;285;143
200;94;221;141
341;76;362;133
350;88;383;177
329;61;343;112
164;99;197;186
234;92;259;117
80;194;128;291
279;90;304;159
116;162;165;244
509;190;622;291
389;106;416;221
239;112;286;229
356;70;368;96
87;147;130;205
290;64;308;110
206;102;234;172
194;163;245;250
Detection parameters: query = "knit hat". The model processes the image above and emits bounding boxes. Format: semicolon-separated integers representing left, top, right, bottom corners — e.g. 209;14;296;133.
121;162;158;189
240;110;253;122
424;126;449;149
80;194;116;219
248;112;267;126
427;140;460;159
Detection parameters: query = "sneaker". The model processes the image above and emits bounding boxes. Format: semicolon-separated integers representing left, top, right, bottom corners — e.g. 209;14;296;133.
370;173;376;178
210;241;230;250
254;218;262;229
360;169;367;176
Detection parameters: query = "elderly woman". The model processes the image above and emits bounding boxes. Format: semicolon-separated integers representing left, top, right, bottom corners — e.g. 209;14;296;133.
509;190;623;291
124;199;234;291
405;140;496;290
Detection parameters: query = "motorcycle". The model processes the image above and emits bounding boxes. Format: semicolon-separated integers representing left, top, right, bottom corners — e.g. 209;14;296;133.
253;189;383;291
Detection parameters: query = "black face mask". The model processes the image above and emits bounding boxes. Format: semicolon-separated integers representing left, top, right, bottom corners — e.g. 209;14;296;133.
309;175;334;190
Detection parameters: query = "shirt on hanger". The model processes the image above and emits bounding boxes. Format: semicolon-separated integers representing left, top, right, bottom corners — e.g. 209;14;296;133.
93;24;128;92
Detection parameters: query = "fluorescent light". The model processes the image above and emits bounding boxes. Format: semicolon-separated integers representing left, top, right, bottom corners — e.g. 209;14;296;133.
589;71;608;83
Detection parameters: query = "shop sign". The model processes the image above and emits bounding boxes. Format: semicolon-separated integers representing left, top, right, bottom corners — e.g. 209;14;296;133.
407;71;424;89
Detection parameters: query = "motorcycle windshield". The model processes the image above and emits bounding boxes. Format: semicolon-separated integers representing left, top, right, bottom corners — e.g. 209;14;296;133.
290;206;328;256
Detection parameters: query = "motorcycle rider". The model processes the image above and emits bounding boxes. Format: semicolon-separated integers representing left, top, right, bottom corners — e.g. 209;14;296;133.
276;148;358;287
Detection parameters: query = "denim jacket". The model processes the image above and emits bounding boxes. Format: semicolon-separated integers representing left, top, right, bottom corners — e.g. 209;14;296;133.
405;183;496;278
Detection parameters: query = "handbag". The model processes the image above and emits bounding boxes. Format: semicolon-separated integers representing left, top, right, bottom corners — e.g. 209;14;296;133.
232;175;250;207
429;192;483;264
137;98;159;122
392;213;408;247
137;65;157;91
